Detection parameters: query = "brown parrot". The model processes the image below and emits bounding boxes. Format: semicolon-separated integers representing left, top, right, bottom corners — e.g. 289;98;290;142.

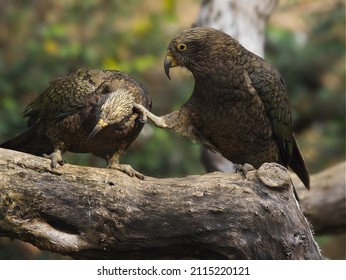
134;27;310;189
1;68;151;179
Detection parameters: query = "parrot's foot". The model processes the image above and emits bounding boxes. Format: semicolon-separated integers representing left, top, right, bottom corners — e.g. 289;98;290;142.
236;163;255;178
108;163;145;180
135;107;147;123
133;103;148;123
133;103;168;128
43;150;65;169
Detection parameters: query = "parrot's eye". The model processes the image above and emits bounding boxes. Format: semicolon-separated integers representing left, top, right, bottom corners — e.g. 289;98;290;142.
177;43;187;52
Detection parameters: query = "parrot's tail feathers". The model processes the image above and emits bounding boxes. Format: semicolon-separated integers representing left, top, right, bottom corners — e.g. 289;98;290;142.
289;135;310;190
0;125;54;156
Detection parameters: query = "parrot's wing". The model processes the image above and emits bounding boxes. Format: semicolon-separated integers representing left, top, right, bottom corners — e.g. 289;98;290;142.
249;64;293;165
23;68;105;125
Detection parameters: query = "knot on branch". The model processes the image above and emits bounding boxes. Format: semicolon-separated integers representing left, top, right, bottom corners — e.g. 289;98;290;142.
257;162;290;190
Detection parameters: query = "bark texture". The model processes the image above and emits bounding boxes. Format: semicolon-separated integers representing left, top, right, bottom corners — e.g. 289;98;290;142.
0;148;327;259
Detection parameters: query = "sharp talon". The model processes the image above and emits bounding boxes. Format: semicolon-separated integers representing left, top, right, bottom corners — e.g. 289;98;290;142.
43;150;64;169
58;160;66;166
108;163;146;180
236;163;255;178
133;103;147;123
50;161;57;169
138;114;147;123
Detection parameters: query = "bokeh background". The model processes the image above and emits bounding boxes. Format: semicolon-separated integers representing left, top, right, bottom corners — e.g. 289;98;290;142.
0;0;344;259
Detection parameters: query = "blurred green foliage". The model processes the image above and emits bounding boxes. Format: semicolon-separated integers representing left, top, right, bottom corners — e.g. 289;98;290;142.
0;0;344;259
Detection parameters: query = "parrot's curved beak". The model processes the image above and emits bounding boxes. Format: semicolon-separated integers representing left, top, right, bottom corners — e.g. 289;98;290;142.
164;50;177;80
89;119;108;138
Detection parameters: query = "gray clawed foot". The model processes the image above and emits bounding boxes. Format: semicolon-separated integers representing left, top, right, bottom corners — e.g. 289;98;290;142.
133;102;167;128
108;163;146;180
138;115;147;123
43;150;65;169
236;163;255;178
133;102;147;123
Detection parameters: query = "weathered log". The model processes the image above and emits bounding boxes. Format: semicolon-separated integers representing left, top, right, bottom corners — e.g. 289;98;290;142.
0;148;323;259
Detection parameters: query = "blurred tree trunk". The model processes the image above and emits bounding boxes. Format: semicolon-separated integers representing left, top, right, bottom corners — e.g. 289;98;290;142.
194;0;277;57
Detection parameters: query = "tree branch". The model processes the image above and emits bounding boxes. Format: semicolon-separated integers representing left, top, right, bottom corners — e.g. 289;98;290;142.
0;148;329;259
292;161;346;235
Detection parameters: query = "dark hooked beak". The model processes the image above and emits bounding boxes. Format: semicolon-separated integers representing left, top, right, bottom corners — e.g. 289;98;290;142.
89;119;108;138
164;50;177;80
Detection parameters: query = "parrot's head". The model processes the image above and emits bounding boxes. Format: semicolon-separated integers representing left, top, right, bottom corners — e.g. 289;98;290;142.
89;88;134;138
164;27;240;79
